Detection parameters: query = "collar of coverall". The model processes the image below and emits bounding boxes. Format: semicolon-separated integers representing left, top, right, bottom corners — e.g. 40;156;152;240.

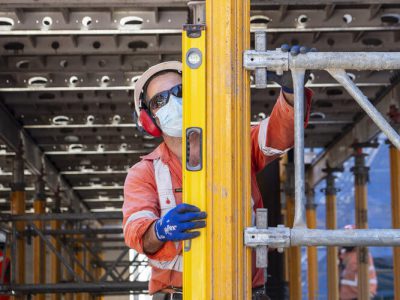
140;142;173;164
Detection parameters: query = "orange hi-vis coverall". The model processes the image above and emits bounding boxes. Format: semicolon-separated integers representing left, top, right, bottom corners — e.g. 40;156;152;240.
123;89;313;294
0;249;10;300
339;250;378;300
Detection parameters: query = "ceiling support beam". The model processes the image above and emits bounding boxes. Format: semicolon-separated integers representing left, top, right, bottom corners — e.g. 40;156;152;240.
309;73;400;187
0;103;85;212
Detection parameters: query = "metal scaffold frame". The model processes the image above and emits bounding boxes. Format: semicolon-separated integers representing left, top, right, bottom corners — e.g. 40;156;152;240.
243;32;400;249
0;212;149;296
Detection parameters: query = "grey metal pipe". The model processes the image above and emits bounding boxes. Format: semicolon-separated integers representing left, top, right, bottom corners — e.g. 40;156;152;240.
244;50;400;71
328;69;400;150
245;227;400;247
291;229;400;247
0;212;122;221
0;282;149;294
292;69;307;228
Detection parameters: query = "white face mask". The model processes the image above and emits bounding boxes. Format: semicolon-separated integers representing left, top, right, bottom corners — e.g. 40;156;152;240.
155;95;182;137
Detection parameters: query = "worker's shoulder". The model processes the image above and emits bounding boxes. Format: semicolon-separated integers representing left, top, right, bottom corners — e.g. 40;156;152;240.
127;159;154;179
124;143;164;184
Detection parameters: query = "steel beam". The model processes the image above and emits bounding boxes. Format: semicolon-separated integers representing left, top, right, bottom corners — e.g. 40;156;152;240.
244;51;400;71
0;103;84;212
29;222;82;282
0;0;187;7
1;0;399;7
245;228;400;247
28;227;123;235
100;248;129;281
0;212;122;221
80;242;119;281
0;29;181;36
0;282;149;294
310;75;400;187
0;81;390;93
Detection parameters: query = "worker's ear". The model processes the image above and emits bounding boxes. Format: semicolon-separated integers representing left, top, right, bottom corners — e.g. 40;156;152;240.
135;108;162;137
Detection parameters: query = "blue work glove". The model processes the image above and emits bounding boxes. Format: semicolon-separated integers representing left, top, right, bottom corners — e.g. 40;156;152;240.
154;203;207;242
267;44;317;93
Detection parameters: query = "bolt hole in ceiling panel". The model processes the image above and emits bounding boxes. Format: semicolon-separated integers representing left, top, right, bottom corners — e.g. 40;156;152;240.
0;2;399;211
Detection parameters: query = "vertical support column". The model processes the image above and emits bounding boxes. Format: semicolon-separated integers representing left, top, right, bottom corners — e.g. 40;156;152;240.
64;221;74;300
10;145;25;297
83;246;90;300
33;174;46;300
390;144;400;300
306;184;318;300
95;251;104;300
206;0;252;298
285;160;302;300
280;155;289;284
351;146;370;300
323;168;340;300
51;190;61;300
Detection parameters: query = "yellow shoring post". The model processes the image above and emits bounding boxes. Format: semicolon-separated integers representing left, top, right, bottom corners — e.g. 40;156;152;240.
352;147;370;300
83;247;90;300
390;145;400;300
64;222;74;300
182;24;207;300
96;251;104;300
50;217;61;300
324;172;339;300
199;0;252;298
10;149;25;300
74;243;86;300
75;242;84;300
33;176;46;300
286;196;302;300
285;162;302;300
50;193;61;300
306;185;318;300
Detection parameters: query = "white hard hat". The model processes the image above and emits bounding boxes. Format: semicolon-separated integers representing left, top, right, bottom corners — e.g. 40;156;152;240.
133;61;182;117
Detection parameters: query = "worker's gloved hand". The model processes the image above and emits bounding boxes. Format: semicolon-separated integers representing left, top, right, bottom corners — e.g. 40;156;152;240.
154;203;207;242
267;44;317;93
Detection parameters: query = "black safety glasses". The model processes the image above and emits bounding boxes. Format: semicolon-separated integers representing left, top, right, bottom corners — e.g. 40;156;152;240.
147;84;182;111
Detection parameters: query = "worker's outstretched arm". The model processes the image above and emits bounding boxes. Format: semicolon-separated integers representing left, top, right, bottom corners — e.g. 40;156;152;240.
251;44;314;173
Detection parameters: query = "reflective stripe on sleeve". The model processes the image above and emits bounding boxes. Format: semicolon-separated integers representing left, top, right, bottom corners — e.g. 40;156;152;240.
123;210;158;233
148;255;183;272
341;279;358;287
341;278;378;287
257;117;290;156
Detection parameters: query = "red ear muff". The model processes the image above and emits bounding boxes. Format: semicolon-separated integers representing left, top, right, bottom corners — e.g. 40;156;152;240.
139;109;162;137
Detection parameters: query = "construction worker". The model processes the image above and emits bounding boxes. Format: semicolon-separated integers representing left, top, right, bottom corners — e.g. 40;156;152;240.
123;45;314;299
0;232;10;300
339;225;378;300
